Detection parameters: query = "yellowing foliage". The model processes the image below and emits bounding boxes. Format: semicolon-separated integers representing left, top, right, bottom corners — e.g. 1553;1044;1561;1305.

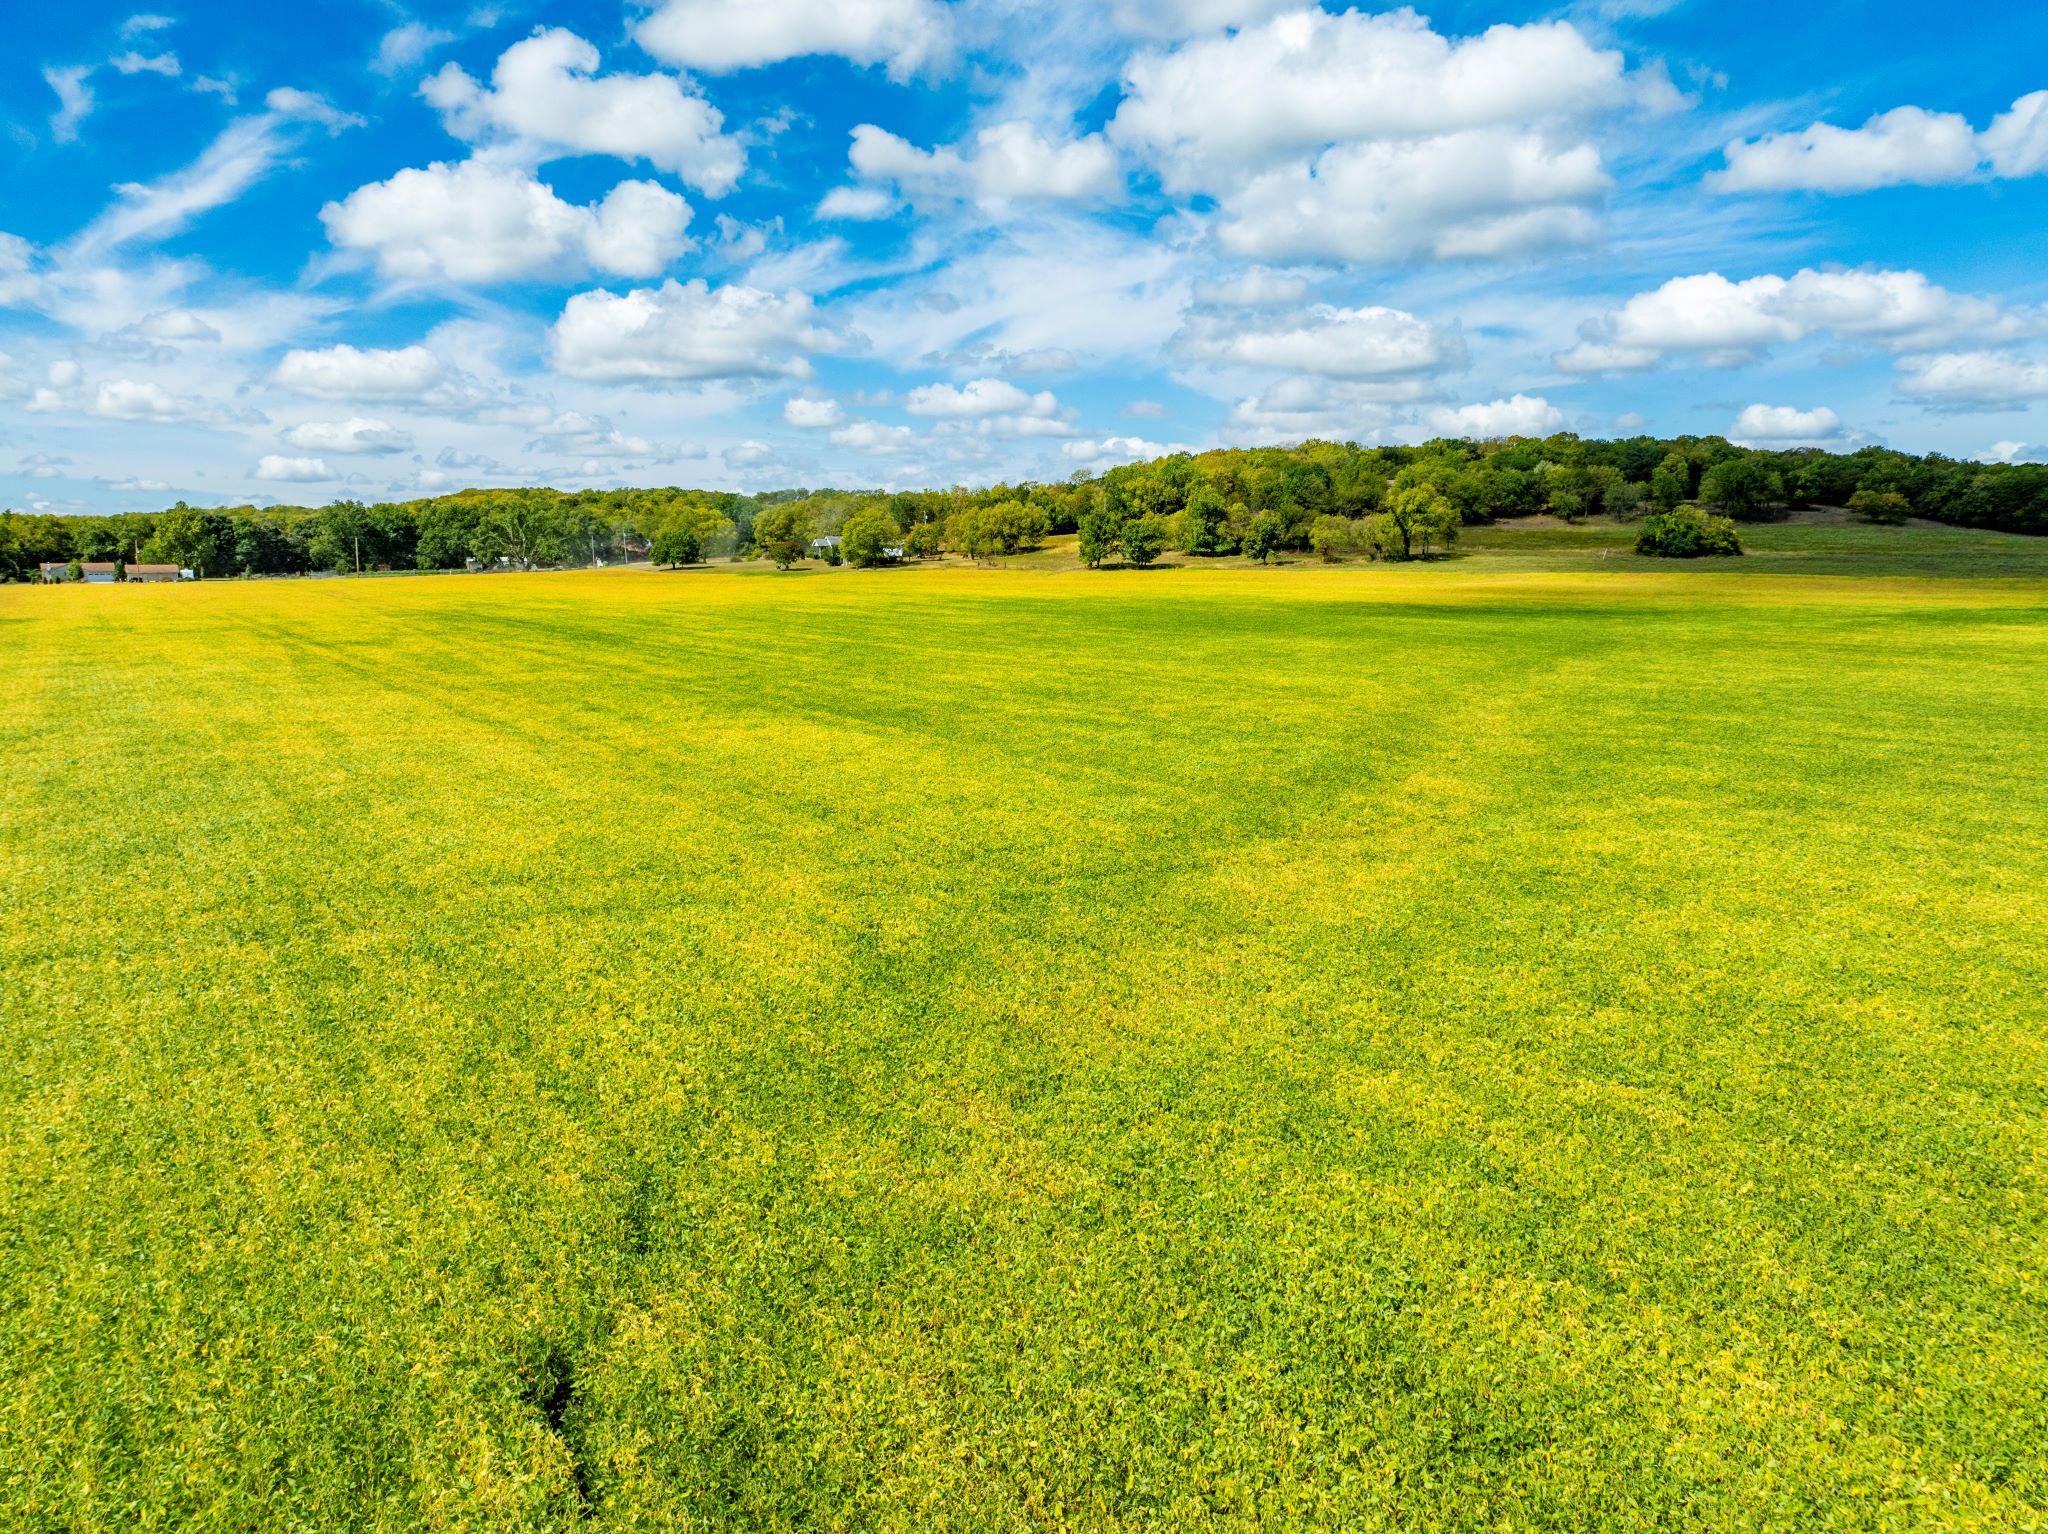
1;564;2045;1530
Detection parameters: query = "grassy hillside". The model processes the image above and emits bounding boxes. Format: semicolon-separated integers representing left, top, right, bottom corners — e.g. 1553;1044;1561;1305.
973;511;2048;579
3;562;2045;1530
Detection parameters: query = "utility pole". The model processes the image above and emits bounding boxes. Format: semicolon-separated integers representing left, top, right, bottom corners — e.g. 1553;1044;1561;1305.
354;533;361;575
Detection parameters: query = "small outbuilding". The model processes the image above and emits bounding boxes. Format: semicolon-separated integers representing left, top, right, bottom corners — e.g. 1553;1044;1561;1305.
39;562;189;584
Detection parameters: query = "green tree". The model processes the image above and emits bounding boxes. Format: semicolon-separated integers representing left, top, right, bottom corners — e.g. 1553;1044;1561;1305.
1121;513;1168;567
1606;481;1649;521
0;511;76;581
1241;509;1284;563
652;497;734;562
143;503;233;577
1412;501;1461;558
1796;455;1864;508
1381;486;1458;560
415;499;486;570
650;524;703;566
752;502;812;568
1847;489;1910;525
1489;467;1545;519
839;507;899;567
1308;514;1352;562
990;499;1048;554
1179;483;1228;554
1698;458;1778;519
949;505;996;562
904;519;942;558
1077;502;1122;569
1650;453;1691;513
305;500;372;573
1546;463;1596;522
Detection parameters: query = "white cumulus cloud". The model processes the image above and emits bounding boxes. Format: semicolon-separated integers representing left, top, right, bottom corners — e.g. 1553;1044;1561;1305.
1214;129;1607;264
1063;435;1192;466
548;278;849;384
423;29;743;195
816;185;899;221
636;0;950;81
1559;267;2038;372
1894;351;2048;406
1177;301;1466;379
843;121;1121;208
274;344;449;402
323;160;693;283
831;419;921;454
1717;91;2048;193
281;417;415;455
1428;394;1565;438
255;455;333;483
1729;404;1844;445
1109;8;1637;263
783;394;845;427
1983;92;2048;178
92;378;204;422
904;377;1060;418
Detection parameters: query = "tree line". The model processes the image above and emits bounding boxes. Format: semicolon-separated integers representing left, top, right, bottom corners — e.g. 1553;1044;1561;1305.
5;432;2044;581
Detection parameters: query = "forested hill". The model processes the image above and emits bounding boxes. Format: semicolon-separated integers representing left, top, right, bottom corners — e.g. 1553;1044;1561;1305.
4;432;2044;580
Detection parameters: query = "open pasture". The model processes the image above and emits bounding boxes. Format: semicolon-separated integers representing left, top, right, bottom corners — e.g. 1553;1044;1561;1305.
2;562;2046;1530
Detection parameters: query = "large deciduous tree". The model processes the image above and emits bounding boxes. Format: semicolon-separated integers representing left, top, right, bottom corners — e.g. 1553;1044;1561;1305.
1121;514;1168;568
142;503;234;577
1078;502;1123;569
839;507;900;568
1379;486;1459;560
752;502;812;568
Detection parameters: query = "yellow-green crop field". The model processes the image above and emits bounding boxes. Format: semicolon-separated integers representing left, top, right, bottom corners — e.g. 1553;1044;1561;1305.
3;558;2046;1530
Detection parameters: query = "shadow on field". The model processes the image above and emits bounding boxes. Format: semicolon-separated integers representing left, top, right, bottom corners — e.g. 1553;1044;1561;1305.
526;1350;593;1513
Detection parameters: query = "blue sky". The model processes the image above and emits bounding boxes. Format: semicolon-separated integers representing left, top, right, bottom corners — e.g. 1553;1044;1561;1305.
4;0;2046;512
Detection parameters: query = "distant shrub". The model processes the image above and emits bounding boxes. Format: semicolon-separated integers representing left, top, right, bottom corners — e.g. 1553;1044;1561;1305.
1848;489;1911;525
1635;506;1743;558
